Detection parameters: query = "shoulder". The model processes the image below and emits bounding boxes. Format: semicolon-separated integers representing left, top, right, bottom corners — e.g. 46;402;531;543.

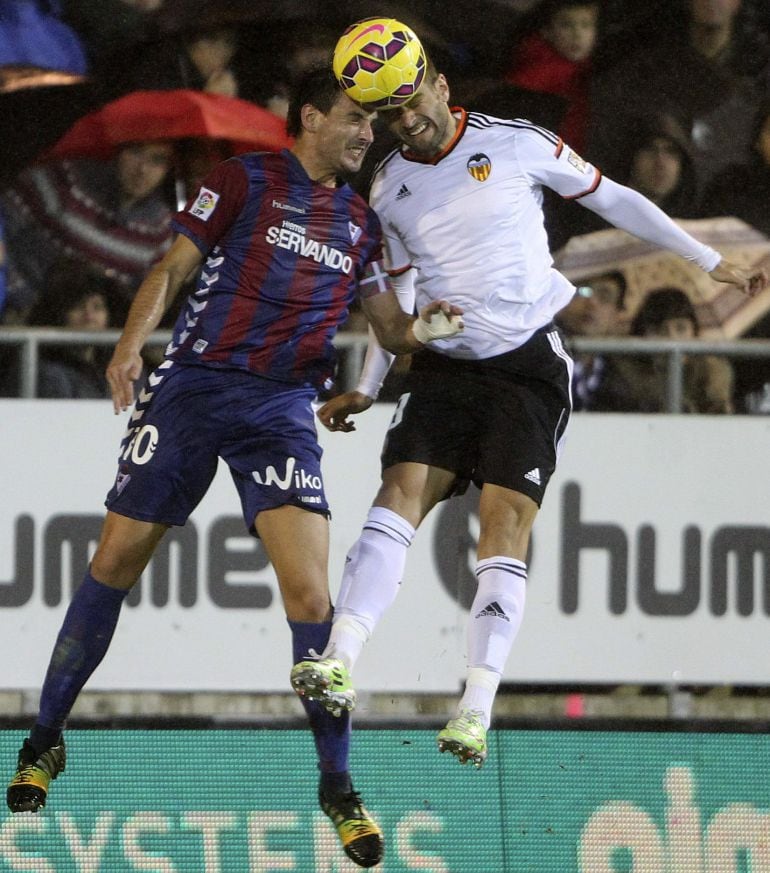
466;111;561;148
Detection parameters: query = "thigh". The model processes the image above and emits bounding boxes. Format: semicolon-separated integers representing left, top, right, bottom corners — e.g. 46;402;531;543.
105;363;220;526
380;365;481;484
374;461;458;529
223;385;330;533
477;483;539;561
256;504;330;622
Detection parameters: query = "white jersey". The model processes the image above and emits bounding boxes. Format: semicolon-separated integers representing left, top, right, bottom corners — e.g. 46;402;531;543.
369;109;601;359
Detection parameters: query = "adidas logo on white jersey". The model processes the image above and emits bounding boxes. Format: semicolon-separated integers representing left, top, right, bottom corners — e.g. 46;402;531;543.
524;468;541;485
395;183;411;200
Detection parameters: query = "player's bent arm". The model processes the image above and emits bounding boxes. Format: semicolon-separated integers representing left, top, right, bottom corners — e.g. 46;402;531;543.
362;291;464;354
107;234;204;413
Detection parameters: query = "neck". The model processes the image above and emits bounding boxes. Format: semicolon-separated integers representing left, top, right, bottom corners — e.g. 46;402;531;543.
290;142;337;188
689;21;733;59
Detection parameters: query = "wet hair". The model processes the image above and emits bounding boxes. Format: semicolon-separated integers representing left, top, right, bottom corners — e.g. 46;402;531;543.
286;66;344;138
630;287;698;336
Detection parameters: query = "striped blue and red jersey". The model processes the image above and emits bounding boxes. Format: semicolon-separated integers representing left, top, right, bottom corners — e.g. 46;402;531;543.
169;149;385;388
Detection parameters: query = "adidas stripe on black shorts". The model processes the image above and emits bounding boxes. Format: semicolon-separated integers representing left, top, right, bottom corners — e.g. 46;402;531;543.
380;323;573;506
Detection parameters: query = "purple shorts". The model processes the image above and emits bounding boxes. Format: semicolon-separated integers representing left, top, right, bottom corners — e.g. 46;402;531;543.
105;362;329;533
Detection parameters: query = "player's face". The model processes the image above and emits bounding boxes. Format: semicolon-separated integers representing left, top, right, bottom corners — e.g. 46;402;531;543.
542;6;598;63
315;93;376;177
381;75;455;157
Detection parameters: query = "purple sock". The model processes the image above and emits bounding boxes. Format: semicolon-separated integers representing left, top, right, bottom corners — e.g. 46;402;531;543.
35;571;127;735
289;619;351;774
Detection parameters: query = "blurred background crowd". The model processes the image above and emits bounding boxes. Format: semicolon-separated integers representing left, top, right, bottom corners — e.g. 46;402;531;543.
1;0;769;412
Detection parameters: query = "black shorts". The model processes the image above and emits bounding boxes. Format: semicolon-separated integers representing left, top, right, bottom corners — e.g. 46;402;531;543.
381;323;573;506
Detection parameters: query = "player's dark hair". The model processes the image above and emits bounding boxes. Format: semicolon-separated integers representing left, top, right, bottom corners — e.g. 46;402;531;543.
286;66;344;138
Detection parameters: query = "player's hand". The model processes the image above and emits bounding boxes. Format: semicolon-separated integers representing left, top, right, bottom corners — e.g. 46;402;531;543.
106;346;143;414
317;391;374;432
709;259;768;297
412;299;464;344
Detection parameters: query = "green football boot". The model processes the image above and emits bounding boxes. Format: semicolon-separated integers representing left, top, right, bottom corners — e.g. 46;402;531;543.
290;657;356;716
437;709;488;768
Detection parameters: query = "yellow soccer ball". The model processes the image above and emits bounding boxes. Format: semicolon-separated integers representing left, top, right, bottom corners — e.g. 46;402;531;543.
332;17;427;109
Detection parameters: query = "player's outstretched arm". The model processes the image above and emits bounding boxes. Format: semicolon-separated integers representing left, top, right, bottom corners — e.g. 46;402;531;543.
709;258;768;297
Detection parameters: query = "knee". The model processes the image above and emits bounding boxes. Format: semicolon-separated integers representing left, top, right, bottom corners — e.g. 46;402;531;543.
281;576;332;623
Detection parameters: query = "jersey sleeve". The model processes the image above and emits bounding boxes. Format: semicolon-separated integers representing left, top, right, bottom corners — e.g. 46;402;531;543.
171;158;250;254
517;127;602;200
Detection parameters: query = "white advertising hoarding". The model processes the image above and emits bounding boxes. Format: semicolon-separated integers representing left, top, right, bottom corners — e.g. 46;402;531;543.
1;401;769;690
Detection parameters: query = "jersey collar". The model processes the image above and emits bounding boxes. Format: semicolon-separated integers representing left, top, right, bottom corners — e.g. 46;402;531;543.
401;107;467;165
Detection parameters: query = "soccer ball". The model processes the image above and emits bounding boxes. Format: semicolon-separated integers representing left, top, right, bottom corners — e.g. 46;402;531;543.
332;17;427;110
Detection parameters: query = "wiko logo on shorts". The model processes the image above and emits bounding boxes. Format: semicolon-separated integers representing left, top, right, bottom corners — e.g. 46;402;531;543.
252;457;322;491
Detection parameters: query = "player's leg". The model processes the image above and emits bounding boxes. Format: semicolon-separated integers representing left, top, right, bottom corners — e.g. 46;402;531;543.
256;505;383;869
7;362;222;812
438;485;534;768
7;512;168;812
439;323;572;766
316;460;454;679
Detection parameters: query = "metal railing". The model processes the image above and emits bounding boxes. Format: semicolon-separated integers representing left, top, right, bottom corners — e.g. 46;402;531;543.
568;336;770;413
1;328;770;412
0;328;368;398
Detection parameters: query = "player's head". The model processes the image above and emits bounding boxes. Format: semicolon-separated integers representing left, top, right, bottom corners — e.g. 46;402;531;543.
287;66;376;180
378;54;454;158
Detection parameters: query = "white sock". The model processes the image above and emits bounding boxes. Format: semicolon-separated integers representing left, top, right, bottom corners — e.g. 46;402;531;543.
326;507;415;671
458;557;527;727
457;668;501;729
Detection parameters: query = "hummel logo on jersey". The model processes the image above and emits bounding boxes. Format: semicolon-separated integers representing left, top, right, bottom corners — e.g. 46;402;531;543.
475;601;510;621
396;184;411;200
524;467;541;485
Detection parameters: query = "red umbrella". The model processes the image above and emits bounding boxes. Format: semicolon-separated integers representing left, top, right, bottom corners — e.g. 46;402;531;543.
46;88;291;160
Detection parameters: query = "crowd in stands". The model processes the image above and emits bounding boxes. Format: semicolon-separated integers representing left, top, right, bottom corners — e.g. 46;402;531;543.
0;0;769;411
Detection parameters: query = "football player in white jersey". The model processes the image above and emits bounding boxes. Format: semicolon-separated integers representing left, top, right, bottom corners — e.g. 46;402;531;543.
291;58;767;767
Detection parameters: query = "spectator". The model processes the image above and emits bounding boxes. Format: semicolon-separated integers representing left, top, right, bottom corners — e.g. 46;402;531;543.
589;0;770;190
700;99;770;236
505;0;600;152
1;140;174;323
63;0;162;83
555;270;627;409
0;0;88;88
623;115;700;217
590;287;735;413
0;260;118;398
